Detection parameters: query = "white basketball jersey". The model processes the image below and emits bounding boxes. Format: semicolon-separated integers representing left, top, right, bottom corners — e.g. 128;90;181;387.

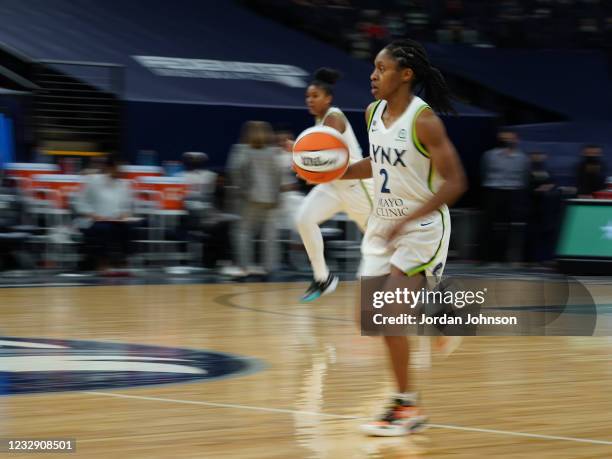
368;96;447;220
317;106;363;163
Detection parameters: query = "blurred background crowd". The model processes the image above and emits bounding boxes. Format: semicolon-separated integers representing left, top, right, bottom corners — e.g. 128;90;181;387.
0;123;608;278
0;0;610;280
245;0;612;54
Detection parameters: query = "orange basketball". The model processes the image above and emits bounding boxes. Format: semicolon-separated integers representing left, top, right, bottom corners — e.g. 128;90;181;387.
293;126;349;184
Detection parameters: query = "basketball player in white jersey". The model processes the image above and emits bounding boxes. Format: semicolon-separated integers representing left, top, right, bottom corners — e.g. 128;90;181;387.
341;40;467;436
295;68;374;302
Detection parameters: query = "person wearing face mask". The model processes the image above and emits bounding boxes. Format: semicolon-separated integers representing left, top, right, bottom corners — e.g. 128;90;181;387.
480;130;530;264
525;152;561;264
576;145;607;198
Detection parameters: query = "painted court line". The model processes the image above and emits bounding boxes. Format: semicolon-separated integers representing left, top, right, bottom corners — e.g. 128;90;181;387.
86;391;357;419
86;391;612;446
426;423;612;446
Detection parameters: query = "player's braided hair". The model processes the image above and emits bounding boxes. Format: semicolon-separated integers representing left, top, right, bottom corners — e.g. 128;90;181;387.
311;67;342;96
385;40;455;115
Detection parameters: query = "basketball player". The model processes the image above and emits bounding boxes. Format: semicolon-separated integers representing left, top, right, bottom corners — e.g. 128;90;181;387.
341;40;467;436
295;68;374;302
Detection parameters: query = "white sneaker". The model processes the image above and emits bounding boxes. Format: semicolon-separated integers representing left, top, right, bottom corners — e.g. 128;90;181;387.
360;399;428;437
220;266;248;277
300;273;339;302
247;266;267;276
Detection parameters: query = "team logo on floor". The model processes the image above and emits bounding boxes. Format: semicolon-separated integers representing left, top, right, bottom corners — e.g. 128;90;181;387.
0;337;262;395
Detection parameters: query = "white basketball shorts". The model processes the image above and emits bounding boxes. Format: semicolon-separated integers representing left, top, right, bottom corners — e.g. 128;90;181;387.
359;207;450;280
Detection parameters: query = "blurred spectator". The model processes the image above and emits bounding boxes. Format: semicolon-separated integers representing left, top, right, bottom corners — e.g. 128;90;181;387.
347;25;371;59
244;0;610;50
225;122;251;266
238;121;283;274
480;130;530;263
182;152;217;202
385;12;407;39
0;173;22;228
0;172;29;270
577;17;600;47
576;144;607;197
80;155;107;175
274;128;304;268
163;160;183;176
361;10;389;58
274;128;304;229
524;152;561;264
75;155;135;272
182;152;245;276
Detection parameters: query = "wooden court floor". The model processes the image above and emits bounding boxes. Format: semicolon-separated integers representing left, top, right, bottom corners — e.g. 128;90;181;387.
2;280;612;458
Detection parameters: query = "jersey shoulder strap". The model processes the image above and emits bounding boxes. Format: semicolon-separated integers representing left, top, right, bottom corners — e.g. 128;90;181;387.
367;100;384;132
409;98;432;158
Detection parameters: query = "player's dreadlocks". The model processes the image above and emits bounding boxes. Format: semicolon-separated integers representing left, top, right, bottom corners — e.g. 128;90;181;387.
385;39;455;115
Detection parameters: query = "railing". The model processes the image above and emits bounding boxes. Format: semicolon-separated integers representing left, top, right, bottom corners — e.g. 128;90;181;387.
32;60;125;153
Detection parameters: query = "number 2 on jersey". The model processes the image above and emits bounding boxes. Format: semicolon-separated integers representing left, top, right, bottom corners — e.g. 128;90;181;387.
380;168;390;193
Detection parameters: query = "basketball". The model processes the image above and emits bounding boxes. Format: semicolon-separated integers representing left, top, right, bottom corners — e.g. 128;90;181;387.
293;125;350;183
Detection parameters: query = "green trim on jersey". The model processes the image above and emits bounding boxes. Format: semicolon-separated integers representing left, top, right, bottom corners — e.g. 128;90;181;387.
367;100;383;132
405;209;445;277
427;161;435;193
411;105;432;158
